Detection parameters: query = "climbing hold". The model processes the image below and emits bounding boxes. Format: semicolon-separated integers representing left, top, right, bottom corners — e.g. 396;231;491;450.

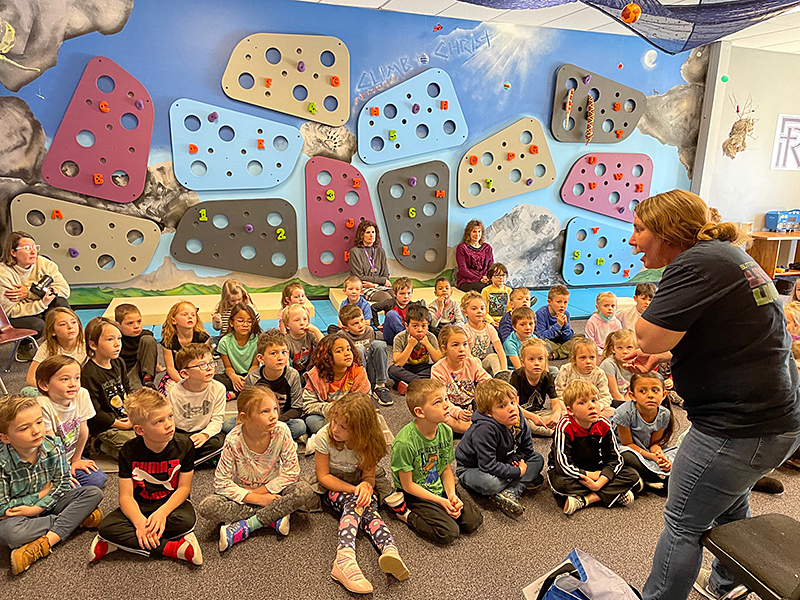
623;269;631;277
588;182;597;190
412;103;420;114
621;2;642;24
370;107;379;117
615;129;624;139
440;100;448;110
721;74;730;83
614;173;624;180
588;156;597;164
408;207;416;218
402;245;410;255
297;61;306;72
618;207;625;214
68;247;79;258
591;227;600;234
583;75;592;84
572;250;580;259
529;145;539;154
613;102;621;111
51;209;63;220
635;183;644;192
99;101;110;113
389;130;397;141
585;95;595;145
507;152;516;161
208;111;219;122
618;63;624;69
326;189;335;201
93;173;104;185
189;144;198;154
525;178;533;186
346;218;354;229
245;224;254;233
469;155;478;165
257;139;265;149
331;75;340;87
503;82;511;90
134;99;144;110
264;78;272;88
596;258;605;265
435;190;445;198
409;177;417;187
308;102;317;114
352;177;361;188
344;250;350;262
485;178;493;188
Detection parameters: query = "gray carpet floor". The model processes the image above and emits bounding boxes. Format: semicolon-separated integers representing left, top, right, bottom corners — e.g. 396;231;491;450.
1;319;798;600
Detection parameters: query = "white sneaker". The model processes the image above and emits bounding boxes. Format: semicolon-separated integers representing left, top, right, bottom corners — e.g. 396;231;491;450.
693;568;749;599
617;490;635;507
563;495;587;515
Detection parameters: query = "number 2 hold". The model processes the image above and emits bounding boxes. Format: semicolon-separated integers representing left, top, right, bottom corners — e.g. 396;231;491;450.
276;227;286;240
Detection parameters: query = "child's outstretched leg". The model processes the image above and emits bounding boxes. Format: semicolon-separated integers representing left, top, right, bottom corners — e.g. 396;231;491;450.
359;495;409;581
327;490;373;594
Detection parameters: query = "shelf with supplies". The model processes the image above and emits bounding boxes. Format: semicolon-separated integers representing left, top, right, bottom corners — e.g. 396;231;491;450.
747;231;800;279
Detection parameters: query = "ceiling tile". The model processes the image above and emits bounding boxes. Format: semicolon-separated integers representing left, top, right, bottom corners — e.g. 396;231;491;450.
381;0;457;14
436;2;510;20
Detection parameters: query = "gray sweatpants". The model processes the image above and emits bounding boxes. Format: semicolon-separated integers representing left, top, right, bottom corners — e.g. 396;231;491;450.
198;481;315;526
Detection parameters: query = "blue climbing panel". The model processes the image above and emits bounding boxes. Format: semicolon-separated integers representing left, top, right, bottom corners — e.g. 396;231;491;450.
356;69;468;165
562;217;641;286
169;98;302;191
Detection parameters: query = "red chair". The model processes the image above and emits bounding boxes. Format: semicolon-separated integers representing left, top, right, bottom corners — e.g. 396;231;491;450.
0;303;39;379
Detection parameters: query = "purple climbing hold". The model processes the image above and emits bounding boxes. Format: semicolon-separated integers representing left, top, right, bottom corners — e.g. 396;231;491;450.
409;177;417;187
298;61;306;72
68;248;80;258
618;207;625;214
134;99;144;110
412;103;420;114
208;112;219;123
245;224;254;233
583;75;592;84
525;178;533;186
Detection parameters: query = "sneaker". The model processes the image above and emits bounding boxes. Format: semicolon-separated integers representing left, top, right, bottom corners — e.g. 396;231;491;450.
753;475;783;494
10;535;50;574
494;370;512;383
693;567;749;599
219;520;250;552
645;480;665;490
396;381;408;395
273;515;290;536
296;433;308;445
14;340;36;363
379;545;410;581
617;490;635;507
785;456;800;469
332;548;373;594
491;489;524;518
374;385;394;406
162;532;203;565
525;474;545;490
563;495;587;515
80;508;103;529
89;535;117;562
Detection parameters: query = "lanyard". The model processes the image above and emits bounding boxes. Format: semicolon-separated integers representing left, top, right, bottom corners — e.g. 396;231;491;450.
363;246;376;272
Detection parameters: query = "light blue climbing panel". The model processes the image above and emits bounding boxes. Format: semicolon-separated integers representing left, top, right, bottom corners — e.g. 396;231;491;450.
169;98;302;191
356;68;468;165
562;217;641;286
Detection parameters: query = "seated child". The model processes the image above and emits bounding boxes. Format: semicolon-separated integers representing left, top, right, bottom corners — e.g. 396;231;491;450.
82;317;135;460
599;329;637;403
509;339;563;437
389;304;442;394
243;329;307;441
115;303;158;390
481;263;512;327
278;282;315;335
36;356;107;488
786;301;800;342
616;283;656;332
339;304;392;407
303;333;370;435
167;343;226;466
556;338;614;418
198;387;315;551
159;301;211;395
585;292;622;353
336;275;373;328
611;371;677;489
211;279;259;339
498;287;531;342
283;304;323;376
455;379;544;519
535;284;577;360
391;379;482;545
431;325;491;435
382;277;423;347
547;380;640;515
25;307;87;391
503;306;537;370
315;393;410;594
428;277;465;336
91;388;202;564
461;292;507;377
215;303;261;395
0;395;103;575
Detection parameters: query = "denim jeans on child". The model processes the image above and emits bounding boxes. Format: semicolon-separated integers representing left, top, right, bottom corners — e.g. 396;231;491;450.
457;453;544;497
641;425;800;600
357;340;388;388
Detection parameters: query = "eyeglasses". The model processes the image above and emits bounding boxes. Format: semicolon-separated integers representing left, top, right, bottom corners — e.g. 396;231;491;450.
15;244;40;252
186;361;215;371
234;318;253;325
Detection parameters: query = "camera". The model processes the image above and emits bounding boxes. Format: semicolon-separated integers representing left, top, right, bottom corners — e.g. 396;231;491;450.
29;275;57;299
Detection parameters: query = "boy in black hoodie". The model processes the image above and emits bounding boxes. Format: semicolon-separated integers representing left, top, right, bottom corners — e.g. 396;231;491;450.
455;379;544;519
547;380;640;515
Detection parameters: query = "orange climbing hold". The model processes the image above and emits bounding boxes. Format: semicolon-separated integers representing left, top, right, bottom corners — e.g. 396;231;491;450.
93;173;104;185
370;107;379;116
352;177;361;188
257;139;265;149
435;190;445;198
591;227;600;234
529;145;539;154
614;173;623;180
588;156;597;164
623;269;631;277
402;246;410;256
507;152;516;161
346;218;354;229
344;251;350;262
635;183;644;193
265;78;272;88
469;155;478;165
331;75;340;87
51;209;63;219
440;100;448;110
99;101;110;113
189;144;198;154
588;182;597;190
615;130;624;139
613;102;622;111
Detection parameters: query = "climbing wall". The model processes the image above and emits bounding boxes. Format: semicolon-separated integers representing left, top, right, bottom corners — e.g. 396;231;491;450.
221;33;350;127
376;161;449;273
170;199;298;278
169;99;303;191
560;153;653;223
357;69;468;165
457;118;556;208
550;64;647;144
41;56;154;203
305;157;376;277
562;216;640;286
11;194;160;285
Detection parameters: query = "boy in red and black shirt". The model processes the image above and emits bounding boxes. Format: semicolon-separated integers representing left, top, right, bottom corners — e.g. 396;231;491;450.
90;389;202;565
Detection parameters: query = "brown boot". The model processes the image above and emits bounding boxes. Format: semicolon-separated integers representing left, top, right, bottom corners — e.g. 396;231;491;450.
10;535;51;575
80;508;103;529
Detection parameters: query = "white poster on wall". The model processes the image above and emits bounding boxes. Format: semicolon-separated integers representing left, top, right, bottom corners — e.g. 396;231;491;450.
771;114;800;170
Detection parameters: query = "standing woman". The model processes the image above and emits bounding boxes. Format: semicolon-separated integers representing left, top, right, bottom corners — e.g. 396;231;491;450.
625;191;800;600
349;220;393;326
0;231;71;361
456;219;493;293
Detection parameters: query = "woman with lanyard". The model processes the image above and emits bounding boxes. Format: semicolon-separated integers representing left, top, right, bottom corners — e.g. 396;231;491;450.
0;230;72;361
349;220;393;327
624;190;800;600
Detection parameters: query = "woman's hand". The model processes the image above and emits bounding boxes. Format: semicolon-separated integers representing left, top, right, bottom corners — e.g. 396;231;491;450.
623;349;664;373
4;284;28;302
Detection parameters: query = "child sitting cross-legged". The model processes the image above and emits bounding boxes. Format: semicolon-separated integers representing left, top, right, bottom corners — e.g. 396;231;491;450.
114;303;158;390
24;307;86;393
455;379;545;519
547;380;641;515
243;329;307;441
498;287;531;343
428;277;464;336
167;343;227;467
556;338;614;418
535;284;576;360
503;306;537;370
198;386;315;551
215;302;261;397
339;304;392;407
159;301;211;395
481;263;512;328
391;379;483;545
91;388;202;565
336;275;373;329
585;292;622;353
389;304;442;395
431;325;491;435
381;277;423;347
599;329;637;404
461;291;508;377
0;395;103;575
509;338;563;438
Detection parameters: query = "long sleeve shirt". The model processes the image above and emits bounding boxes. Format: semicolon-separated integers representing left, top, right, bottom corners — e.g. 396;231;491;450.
555;363;613;409
348;245;390;286
584;313;622;351
0;257;70;319
534;306;574;343
0;436;71;514
455;243;493;288
213;422;300;503
548;415;623;482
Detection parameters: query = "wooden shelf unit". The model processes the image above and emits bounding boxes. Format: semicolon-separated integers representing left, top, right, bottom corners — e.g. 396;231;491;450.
747;231;800;278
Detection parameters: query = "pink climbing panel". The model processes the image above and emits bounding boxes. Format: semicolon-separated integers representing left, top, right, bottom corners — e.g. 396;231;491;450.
559;153;653;223
305;157;376;277
41;57;154;204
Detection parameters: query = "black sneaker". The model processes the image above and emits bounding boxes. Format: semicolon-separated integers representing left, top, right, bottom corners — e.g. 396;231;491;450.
491;489;524;518
15;339;36;362
752;475;783;494
373;386;394;407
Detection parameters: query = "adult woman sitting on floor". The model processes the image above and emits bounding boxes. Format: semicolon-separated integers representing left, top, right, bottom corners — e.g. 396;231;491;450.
455;219;494;293
0;230;71;361
349;220;393;326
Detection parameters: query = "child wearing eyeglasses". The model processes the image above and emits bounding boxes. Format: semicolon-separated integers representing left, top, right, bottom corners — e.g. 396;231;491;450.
166;343;227;467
